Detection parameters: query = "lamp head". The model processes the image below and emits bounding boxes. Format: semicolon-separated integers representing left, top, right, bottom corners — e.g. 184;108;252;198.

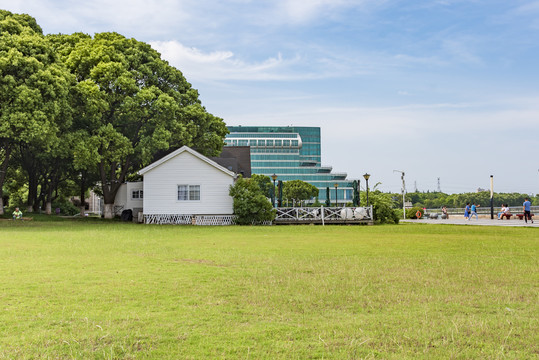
271;174;278;181
363;173;371;181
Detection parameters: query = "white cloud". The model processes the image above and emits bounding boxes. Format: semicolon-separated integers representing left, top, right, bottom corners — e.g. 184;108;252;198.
151;40;310;81
278;0;352;23
442;39;483;65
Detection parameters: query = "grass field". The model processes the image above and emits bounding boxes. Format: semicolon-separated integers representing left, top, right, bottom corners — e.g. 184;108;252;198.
0;220;537;359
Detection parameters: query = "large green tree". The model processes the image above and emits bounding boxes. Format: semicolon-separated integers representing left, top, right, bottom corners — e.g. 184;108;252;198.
0;10;72;214
50;32;228;218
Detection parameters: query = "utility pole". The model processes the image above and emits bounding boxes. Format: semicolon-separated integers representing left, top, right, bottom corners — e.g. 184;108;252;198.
394;170;406;219
437;177;441;192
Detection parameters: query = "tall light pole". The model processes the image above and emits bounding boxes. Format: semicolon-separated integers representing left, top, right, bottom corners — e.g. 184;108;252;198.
363;173;370;207
490;175;494;219
334;183;339;207
271;174;278;208
393;170;406;219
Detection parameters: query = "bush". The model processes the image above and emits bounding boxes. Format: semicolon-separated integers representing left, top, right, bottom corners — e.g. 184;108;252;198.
361;190;400;224
229;176;276;225
406;207;424;219
51;198;80;216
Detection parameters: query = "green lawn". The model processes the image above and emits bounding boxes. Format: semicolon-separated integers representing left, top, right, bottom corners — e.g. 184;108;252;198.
0;221;537;359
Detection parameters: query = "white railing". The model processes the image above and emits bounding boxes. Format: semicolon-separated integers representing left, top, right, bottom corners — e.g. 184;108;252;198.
144;214;235;226
275;206;373;223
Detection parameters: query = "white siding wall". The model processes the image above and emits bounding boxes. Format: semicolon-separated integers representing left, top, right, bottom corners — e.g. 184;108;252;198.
114;184;127;208
125;182;143;210
114;182;143;211
142;151;234;215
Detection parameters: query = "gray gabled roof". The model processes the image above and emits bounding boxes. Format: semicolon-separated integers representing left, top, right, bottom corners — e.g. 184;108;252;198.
138;146;236;177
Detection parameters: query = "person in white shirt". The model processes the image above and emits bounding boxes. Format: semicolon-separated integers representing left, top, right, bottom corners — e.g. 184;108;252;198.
497;205;506;219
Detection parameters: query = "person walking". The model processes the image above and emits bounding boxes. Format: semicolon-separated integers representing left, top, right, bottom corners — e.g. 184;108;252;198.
464;203;470;220
469;203;479;220
523;198;533;224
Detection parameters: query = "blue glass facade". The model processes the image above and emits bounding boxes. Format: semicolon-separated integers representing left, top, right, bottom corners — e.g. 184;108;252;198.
225;126;355;204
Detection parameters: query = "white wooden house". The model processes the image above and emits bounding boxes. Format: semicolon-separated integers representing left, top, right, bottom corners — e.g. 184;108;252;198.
137;146;236;225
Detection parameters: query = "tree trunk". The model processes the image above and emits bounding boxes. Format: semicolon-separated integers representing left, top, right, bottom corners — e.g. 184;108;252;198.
99;161;126;219
45;201;52;215
104;203;114;219
26;171;37;213
79;174;86;217
0;143;12;216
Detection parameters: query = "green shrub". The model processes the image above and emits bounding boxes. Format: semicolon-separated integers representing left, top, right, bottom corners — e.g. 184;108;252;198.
51;198;80;216
406;207;424;219
361;190;400;224
229;176;276;225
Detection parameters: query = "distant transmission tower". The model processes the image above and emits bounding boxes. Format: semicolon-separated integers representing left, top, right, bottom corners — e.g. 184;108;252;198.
437;177;441;192
414;181;418;192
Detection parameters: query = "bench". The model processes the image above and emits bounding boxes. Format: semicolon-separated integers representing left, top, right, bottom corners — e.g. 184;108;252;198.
499;213;512;220
515;213;534;220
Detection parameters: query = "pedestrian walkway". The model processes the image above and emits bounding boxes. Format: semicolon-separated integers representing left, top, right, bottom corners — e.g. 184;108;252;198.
402;216;537;227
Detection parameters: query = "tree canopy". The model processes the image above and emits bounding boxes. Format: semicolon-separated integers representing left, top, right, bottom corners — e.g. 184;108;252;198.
0;11;229;217
0;10;72;214
282;180;319;205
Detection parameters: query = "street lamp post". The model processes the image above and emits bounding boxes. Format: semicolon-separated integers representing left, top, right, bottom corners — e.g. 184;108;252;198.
271;174;278;208
334;183;338;207
490;175;494;219
363;173;370;207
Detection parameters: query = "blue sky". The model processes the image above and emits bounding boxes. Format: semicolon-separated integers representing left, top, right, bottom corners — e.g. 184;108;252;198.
3;0;539;194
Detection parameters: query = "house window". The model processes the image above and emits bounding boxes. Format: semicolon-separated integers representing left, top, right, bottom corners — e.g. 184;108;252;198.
178;185;200;201
132;190;143;199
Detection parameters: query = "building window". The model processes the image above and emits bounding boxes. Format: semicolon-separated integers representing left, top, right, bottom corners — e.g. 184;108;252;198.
132;190;143;199
178;185;200;201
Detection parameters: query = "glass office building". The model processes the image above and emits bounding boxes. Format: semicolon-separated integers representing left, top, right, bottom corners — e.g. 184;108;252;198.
225;126;354;204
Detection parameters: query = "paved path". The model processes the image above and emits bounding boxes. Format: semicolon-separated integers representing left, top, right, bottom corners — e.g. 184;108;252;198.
402;216;538;227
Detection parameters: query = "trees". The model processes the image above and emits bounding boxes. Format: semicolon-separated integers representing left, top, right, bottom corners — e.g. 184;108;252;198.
229;176;275;225
49;32;228;218
0;10;72;214
282;180;319;205
250;174;273;198
360;190;400;224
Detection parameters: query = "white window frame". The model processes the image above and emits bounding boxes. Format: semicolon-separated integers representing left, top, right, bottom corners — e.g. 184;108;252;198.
131;189;143;199
177;184;200;201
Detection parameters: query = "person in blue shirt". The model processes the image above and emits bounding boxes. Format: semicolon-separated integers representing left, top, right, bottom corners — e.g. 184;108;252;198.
469;203;479;220
464;203;470;220
523;198;533;224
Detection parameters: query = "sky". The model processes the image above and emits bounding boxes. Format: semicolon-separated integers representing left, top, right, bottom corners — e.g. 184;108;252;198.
3;0;539;194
